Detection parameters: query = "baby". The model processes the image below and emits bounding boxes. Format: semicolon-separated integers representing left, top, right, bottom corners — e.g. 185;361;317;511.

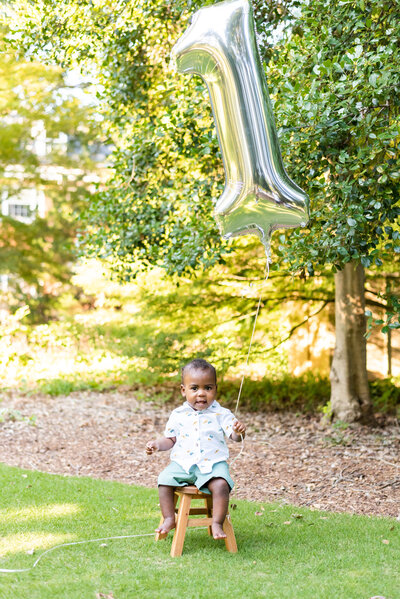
146;358;246;540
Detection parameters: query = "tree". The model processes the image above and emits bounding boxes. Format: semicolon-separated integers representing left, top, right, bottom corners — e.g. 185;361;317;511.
264;0;400;421
9;0;295;277
0;18;103;320
10;0;400;420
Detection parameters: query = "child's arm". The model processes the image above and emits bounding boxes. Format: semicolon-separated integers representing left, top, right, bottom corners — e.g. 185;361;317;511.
146;436;176;454
230;419;246;442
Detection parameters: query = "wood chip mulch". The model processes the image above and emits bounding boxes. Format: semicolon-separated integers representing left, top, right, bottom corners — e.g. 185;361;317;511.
0;390;399;518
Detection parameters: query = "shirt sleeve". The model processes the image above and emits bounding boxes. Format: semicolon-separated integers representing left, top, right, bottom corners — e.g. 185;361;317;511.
219;408;236;438
163;411;178;438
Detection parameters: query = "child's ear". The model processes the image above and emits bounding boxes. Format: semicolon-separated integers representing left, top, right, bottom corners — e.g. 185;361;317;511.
180;384;186;397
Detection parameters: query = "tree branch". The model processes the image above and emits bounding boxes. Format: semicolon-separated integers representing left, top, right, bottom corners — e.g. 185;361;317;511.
263;300;330;353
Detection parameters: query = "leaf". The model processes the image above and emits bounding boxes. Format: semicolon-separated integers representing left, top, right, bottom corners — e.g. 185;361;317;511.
354;45;363;58
369;73;378;87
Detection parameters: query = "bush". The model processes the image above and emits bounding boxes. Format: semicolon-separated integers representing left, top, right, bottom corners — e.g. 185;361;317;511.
218;374;400;415
218;372;331;412
369;378;400;415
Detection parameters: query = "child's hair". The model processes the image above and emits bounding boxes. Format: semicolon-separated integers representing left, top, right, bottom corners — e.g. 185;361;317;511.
181;359;217;384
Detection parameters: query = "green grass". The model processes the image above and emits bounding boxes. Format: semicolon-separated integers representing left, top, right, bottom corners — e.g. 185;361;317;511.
0;463;398;599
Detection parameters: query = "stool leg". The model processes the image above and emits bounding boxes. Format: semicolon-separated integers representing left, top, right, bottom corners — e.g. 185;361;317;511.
205;495;213;536
170;494;192;557
223;513;238;553
155;514;166;541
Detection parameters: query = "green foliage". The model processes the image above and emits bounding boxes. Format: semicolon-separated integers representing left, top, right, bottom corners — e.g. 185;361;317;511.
5;0;400;400
8;0;304;279
0;215;76;321
369;377;400;415
220;372;331;412
366;299;400;337
265;0;400;275
0;18;104;320
1;263;292;394
9;0;225;276
36;378;104;397
10;0;400;282
0;407;36;424
222;374;400;415
1;262;398;415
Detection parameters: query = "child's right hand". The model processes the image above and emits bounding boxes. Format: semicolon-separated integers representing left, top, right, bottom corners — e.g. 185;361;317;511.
146;440;159;455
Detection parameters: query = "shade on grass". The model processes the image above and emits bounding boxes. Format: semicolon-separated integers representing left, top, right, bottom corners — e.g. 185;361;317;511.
0;463;398;599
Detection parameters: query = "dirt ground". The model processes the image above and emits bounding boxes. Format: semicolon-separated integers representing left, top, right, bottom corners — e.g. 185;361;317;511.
0;390;399;518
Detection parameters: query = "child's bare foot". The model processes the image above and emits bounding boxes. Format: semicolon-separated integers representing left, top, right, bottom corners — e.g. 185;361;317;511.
155;517;176;535
211;522;227;539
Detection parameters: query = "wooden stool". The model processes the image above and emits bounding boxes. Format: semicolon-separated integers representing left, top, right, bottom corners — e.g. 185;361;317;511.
155;485;238;557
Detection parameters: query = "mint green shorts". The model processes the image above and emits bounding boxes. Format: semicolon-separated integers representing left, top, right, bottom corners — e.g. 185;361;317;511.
158;461;234;495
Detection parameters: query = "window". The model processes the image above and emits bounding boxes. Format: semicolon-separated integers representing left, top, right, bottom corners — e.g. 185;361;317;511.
8;204;31;218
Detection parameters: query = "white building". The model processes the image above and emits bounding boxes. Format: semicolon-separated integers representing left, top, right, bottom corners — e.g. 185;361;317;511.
0;120;110;292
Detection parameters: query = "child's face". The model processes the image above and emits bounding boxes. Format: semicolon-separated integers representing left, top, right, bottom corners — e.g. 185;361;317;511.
181;368;217;411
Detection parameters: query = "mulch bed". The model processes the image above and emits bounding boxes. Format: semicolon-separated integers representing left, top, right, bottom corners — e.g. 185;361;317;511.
1;390;399;518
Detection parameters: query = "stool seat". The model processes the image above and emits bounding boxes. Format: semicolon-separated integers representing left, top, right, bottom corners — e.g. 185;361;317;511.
155;485;237;557
175;485;207;495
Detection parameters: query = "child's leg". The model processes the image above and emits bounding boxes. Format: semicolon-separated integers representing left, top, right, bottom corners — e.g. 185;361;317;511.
155;485;176;534
207;478;230;539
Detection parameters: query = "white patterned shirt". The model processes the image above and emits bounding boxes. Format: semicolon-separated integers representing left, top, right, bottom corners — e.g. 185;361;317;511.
164;400;236;474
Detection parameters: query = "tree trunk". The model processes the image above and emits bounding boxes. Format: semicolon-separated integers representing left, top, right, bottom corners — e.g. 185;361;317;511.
330;261;374;423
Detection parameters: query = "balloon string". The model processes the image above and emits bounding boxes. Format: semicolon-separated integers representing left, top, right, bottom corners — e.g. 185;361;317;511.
0;524;214;574
0;532;156;574
230;258;270;470
234;258;270;417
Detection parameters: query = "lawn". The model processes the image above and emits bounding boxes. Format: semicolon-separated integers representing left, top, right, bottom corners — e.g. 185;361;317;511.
0;463;398;599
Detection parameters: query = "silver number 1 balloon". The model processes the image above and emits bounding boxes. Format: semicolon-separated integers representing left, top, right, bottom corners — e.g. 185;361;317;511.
171;0;309;252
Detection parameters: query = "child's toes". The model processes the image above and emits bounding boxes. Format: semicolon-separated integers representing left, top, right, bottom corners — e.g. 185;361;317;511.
156;517;176;535
211;523;227;539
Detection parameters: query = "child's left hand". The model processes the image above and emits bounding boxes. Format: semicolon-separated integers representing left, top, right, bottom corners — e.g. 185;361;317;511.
233;419;246;435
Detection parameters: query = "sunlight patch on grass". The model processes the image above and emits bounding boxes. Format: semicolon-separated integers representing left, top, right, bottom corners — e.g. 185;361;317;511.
3;350;150;393
0;532;75;558
84;354;149;373
0;503;82;524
